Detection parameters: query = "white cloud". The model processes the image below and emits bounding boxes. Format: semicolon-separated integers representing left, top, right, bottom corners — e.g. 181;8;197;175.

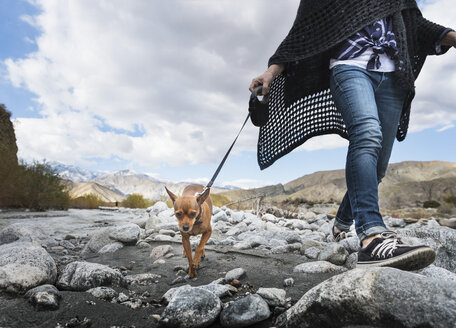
5;0;299;168
4;0;456;170
411;0;456;132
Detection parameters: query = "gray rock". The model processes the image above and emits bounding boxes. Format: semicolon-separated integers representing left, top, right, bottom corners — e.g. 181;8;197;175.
233;241;252;250
387;217;406;228
212;211;229;223
0;223;57;247
109;223;141;244
318;243;349;265
276;267;456;328
398;226;456;273
125;273;161;285
0;242;57;293
283;278;294;287
240;235;269;248
198;284;232;298
256;287;287;307
81;227;116;254
219;237;236;246
229;212;246;224
147;201;169;215
271;245;291;254
98;242;124;254
266;222;282;231
225;268;246;282
159;229;176;237
262;213;278;223
269;239;288;248
419;265;456;283
130;216;148;228
25;284;60;311
137;241;152;249
150;245;174;259
160;287;221;328
293;261;347;274
304;247;320;259
59;240;75;250
226;222;249;236
339;236;360;253
317;222;332;236
344;252;358;270
86;286;117;300
220;294;271;327
117;292;129;302
57;261;125;291
155;223;180;232
153;234;174;242
161;285;192;304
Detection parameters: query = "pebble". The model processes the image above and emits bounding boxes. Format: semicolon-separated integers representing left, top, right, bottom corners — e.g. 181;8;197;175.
225;268;246;282
283;277;294;287
150;245;173;259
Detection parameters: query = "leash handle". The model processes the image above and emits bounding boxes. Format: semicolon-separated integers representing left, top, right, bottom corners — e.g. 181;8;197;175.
205;113;250;190
251;85;269;104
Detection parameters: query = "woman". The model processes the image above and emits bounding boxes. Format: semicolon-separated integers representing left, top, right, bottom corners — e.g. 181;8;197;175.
249;0;455;270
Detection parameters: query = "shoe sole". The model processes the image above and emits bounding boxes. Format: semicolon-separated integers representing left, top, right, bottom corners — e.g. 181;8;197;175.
356;247;436;271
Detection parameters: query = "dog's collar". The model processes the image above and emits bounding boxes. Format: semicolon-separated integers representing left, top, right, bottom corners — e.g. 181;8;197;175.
194;204;203;225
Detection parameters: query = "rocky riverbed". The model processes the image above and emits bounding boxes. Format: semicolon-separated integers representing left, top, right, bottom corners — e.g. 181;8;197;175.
0;204;455;327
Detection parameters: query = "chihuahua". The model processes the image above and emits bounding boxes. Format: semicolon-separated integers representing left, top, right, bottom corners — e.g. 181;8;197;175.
165;184;212;277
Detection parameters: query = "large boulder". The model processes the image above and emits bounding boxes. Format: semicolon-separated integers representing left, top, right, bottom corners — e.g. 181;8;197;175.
0;223;57;247
276;267;456;328
398;226;456;273
220;294;271;327
159;287;221;328
57;261;125;291
0;242;57;293
82;223;141;254
108;223;140;244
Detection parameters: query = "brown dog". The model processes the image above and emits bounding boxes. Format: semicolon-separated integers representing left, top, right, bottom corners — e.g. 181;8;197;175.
165;184;212;277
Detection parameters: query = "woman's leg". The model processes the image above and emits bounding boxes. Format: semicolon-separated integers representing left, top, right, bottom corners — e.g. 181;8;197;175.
333;73;406;234
329;65;387;242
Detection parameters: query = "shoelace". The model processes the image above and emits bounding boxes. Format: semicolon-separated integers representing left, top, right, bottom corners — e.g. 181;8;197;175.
370;232;401;259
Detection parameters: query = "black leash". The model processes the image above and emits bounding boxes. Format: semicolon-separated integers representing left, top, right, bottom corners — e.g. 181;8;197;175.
203;86;266;192
204;113;250;190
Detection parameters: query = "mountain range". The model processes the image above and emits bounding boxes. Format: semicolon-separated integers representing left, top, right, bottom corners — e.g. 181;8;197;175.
217;161;456;210
50;162;238;202
51;161;456;209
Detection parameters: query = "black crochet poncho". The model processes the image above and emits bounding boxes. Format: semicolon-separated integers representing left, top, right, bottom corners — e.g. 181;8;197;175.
257;0;452;170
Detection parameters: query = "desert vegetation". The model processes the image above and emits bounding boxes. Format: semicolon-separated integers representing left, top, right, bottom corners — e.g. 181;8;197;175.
0;161;70;211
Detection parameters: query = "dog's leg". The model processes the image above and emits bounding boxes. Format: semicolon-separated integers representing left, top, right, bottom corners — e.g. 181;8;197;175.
193;230;212;268
181;235;195;277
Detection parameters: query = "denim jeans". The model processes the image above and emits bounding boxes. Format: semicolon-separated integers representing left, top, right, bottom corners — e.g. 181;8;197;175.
329;65;406;242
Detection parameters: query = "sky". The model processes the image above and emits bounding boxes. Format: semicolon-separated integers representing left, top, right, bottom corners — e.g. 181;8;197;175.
1;0;456;189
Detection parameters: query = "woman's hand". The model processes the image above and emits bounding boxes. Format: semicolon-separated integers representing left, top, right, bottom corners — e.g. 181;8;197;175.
249;64;285;95
441;30;456;47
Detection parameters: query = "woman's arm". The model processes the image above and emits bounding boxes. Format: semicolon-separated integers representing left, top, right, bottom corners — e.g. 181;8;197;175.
249;64;285;95
440;30;456;47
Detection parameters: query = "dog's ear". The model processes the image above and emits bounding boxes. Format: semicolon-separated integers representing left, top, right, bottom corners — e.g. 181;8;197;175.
196;187;210;205
165;186;177;204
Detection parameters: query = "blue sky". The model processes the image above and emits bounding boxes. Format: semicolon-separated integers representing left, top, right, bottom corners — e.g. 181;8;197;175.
1;0;455;188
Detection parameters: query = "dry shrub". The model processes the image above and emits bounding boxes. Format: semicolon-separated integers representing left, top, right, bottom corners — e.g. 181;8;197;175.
70;194;105;209
121;193;150;208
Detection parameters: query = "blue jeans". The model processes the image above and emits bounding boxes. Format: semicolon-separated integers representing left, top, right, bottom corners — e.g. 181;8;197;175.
329;65;406;242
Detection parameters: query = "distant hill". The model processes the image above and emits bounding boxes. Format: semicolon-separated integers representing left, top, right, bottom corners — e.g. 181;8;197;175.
66;181;125;203
218;161;456;209
50;162;237;201
49;161;104;182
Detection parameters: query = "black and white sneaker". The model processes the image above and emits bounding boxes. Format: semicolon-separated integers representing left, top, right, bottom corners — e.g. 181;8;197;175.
357;231;435;271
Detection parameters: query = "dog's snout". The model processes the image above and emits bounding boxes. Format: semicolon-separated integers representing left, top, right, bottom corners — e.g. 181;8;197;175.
182;225;190;232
